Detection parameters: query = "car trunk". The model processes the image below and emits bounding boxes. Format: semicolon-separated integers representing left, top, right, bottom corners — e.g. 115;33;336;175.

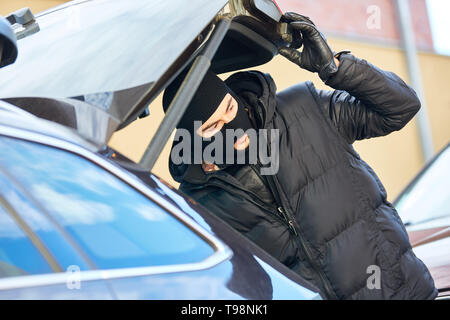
0;0;293;147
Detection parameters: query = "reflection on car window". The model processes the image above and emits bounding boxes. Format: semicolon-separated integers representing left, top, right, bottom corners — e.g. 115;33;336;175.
395;146;450;228
0;202;52;279
0;136;214;270
0;170;90;272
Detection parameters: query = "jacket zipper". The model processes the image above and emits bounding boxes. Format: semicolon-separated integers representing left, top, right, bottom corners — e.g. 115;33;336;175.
264;170;337;299
260;143;338;300
252;163;299;237
278;207;298;236
186;166;337;299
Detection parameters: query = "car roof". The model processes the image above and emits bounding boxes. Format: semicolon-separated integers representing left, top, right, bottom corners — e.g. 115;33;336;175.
0;100;100;152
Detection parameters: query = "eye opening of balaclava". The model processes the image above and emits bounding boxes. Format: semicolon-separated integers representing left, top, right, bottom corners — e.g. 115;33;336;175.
162;69;254;168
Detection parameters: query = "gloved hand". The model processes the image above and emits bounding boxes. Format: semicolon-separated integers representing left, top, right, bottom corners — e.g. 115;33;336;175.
279;12;338;82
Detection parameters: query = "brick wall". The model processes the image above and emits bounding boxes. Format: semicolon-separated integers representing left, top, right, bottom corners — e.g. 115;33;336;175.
276;0;434;51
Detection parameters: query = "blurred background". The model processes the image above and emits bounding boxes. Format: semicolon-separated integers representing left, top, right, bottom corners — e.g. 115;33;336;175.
1;0;449;201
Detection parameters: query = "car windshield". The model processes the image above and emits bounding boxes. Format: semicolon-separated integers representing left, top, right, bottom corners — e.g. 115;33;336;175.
395;145;450;228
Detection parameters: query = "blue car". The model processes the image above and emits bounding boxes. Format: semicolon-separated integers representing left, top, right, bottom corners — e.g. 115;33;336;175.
0;0;321;300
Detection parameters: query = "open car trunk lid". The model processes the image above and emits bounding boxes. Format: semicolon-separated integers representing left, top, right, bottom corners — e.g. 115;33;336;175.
0;0;289;146
0;0;228;143
0;0;227;99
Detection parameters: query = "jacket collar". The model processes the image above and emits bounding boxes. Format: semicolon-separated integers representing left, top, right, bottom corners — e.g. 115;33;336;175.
225;71;277;129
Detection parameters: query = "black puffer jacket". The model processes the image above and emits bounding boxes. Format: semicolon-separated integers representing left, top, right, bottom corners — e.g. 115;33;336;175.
169;53;438;300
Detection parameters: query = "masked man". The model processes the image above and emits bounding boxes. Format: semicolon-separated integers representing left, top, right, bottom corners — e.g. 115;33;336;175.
162;13;437;300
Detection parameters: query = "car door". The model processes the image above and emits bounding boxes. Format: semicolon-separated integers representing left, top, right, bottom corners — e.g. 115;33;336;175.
394;144;450;297
0;133;234;299
0;126;321;299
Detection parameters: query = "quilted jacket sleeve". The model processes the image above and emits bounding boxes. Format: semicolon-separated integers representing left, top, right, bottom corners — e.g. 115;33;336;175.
315;53;421;144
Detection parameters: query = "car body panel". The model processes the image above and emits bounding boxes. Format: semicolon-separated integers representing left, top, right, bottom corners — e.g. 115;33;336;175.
411;235;450;297
108;257;319;300
0;280;114;300
395;144;449;229
395;144;450;298
0;257;319;300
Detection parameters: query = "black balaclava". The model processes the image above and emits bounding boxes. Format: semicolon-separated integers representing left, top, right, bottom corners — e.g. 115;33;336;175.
163;69;254;168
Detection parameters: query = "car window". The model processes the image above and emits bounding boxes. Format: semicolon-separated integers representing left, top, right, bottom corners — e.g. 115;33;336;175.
0;169;90;272
395;146;450;228
0;202;53;279
0;136;215;270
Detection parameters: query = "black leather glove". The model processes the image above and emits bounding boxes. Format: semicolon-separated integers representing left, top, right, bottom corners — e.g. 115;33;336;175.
279;12;338;82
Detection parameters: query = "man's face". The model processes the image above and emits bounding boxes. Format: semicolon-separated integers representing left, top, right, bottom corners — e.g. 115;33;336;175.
195;93;250;151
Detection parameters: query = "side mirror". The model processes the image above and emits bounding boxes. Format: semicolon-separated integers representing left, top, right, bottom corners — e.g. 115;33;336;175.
0;15;18;68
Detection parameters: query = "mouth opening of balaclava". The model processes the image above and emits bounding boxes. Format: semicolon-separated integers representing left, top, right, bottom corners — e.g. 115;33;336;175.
163;69;254;168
